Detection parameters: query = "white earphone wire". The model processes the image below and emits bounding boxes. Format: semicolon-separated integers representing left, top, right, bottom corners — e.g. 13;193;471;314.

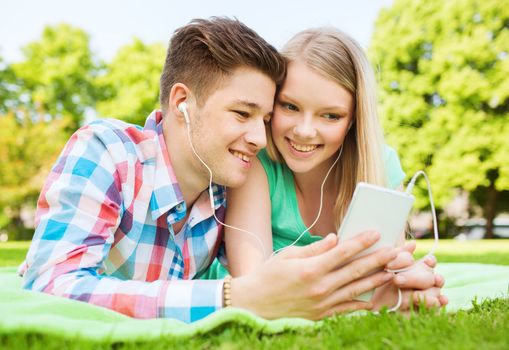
271;146;344;256
181;103;269;258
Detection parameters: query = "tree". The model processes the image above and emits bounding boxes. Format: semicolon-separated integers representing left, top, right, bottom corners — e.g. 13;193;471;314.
11;23;102;133
370;0;509;237
0;112;68;240
1;24;102;239
96;38;165;125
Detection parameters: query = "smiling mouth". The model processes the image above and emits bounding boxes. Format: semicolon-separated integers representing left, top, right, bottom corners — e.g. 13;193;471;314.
230;150;252;163
288;139;320;153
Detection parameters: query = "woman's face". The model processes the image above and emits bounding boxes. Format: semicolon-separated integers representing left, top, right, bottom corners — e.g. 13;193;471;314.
271;60;354;175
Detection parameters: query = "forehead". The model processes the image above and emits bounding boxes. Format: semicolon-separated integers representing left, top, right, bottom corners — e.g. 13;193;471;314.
281;61;353;112
202;67;277;113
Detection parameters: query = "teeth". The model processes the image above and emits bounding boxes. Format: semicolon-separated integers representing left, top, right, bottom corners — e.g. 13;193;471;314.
290;140;318;152
232;150;250;162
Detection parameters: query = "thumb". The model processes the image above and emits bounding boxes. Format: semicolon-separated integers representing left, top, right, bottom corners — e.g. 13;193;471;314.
279;233;337;259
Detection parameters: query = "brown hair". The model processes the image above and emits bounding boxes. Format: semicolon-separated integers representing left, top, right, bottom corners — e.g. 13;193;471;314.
266;28;386;229
159;17;286;113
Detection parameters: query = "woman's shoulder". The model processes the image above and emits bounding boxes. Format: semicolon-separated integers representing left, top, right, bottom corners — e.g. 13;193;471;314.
383;144;406;189
257;149;293;197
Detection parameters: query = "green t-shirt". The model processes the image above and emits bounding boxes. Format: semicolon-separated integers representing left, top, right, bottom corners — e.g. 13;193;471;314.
259;146;406;251
200;146;405;279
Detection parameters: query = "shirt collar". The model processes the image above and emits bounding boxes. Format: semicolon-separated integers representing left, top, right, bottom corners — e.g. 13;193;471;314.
146;110;226;222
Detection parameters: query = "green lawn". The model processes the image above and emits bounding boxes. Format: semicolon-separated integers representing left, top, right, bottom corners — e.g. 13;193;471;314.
1;239;508;349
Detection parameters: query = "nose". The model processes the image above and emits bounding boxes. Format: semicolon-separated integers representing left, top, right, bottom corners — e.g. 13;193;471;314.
245;117;267;150
293;113;316;139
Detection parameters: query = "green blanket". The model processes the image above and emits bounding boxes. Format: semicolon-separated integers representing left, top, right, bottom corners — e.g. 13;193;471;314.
0;263;507;341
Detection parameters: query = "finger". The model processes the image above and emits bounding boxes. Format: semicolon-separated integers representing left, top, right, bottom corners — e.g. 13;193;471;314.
386;251;414;270
412;288;442;308
402;241;417;254
319;301;373;319
438;294;449;306
279;233;337;259
331;248;397;290
423;255;437;268
317;231;382;272
393;264;435;289
324;270;394;307
434;274;445;288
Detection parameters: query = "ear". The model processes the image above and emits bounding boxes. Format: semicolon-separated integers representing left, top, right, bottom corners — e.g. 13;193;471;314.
168;83;192;124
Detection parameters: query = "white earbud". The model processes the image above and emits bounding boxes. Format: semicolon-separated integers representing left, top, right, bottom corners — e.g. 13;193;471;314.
178;102;190;124
178;100;268;257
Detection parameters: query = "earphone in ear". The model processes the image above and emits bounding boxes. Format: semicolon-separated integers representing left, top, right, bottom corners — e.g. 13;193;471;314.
177;99;269;257
178;102;190;124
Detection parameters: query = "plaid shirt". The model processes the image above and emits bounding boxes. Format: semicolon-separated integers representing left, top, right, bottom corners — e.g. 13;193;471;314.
19;110;227;323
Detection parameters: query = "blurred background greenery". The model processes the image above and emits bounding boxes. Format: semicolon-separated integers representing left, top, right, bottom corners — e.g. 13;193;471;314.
0;0;508;241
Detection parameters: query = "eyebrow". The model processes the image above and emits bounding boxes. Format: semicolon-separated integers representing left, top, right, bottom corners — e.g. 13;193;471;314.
231;99;274;116
231;99;262;111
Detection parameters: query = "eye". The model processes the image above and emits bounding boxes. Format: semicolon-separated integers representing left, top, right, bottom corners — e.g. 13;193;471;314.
322;113;342;121
278;101;299;112
233;110;250;119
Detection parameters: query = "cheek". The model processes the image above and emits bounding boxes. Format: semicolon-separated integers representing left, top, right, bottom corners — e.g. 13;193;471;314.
323;126;349;148
270;114;291;138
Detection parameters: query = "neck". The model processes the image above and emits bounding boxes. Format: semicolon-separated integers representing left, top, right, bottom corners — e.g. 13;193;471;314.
293;159;338;202
163;116;209;207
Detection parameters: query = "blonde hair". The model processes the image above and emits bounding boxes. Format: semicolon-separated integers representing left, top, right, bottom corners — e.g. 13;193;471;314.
266;27;386;229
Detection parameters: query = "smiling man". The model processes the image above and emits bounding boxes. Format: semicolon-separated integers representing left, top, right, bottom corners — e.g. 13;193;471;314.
19;17;401;323
19;17;283;322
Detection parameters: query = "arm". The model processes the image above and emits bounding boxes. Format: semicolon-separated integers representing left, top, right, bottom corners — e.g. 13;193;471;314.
22;124;223;321
225;157;273;277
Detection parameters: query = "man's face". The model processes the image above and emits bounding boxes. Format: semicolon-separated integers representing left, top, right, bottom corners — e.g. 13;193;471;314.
188;67;276;188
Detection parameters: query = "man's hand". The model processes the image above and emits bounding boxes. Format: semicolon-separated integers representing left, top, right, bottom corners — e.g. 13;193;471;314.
230;231;398;320
372;242;448;311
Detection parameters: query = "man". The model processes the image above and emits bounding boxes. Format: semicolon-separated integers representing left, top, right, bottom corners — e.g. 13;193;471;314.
19;17;438;323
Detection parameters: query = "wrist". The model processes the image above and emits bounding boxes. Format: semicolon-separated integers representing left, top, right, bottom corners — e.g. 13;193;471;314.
229;276;245;308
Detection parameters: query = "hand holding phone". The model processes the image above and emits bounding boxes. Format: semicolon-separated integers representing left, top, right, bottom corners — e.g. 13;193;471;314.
337;182;414;301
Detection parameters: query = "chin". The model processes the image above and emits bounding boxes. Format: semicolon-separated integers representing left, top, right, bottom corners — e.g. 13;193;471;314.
285;159;316;174
214;172;247;188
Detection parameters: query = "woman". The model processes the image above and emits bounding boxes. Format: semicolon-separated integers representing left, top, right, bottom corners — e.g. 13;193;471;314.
206;27;446;311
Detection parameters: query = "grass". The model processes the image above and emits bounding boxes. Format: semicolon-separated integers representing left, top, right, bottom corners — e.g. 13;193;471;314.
0;241;30;267
1;239;509;349
414;239;509;265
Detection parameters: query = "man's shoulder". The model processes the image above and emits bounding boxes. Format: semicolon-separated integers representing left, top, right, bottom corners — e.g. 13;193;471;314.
85;118;144;143
77;118;156;163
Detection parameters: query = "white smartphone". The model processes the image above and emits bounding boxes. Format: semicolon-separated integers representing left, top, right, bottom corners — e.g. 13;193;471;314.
337;182;415;301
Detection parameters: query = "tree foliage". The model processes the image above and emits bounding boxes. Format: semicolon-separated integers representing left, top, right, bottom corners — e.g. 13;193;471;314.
1;24;102;239
0;25;167;239
0;56;18;115
370;0;509;236
96;38;165;125
0;112;68;239
11;23;102;132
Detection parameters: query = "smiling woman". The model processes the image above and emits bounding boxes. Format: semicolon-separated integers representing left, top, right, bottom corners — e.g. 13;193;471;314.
199;27;451;315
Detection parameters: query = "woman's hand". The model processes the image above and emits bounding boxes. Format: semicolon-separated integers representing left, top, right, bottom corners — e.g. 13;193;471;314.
372;242;448;311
